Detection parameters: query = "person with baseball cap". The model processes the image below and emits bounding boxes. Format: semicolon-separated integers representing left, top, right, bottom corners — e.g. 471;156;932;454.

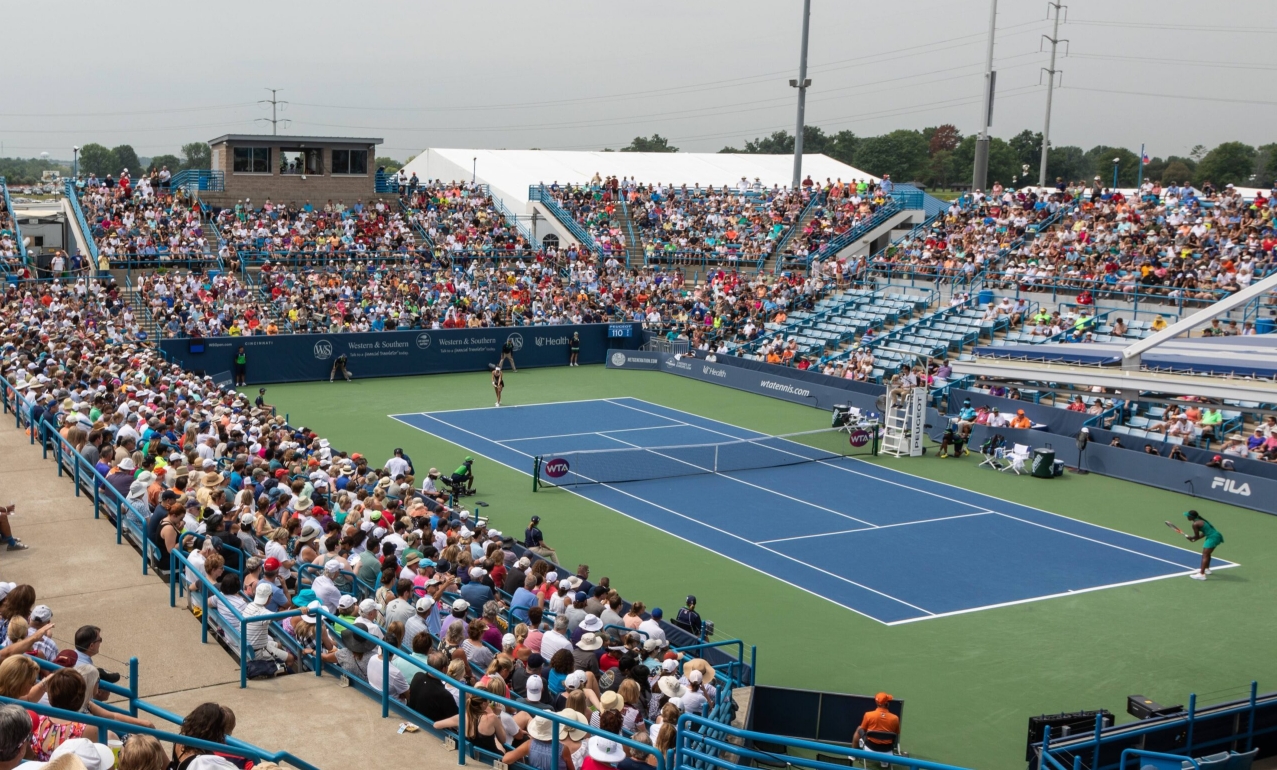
673;595;703;637
854;692;901;755
523;515;559;563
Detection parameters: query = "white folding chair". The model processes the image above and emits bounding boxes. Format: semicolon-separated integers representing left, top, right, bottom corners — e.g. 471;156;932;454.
1001;444;1031;474
977;446;1006;471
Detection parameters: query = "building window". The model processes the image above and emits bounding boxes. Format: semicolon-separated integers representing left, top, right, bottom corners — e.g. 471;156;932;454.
331;149;369;175
232;147;270;173
280;149;323;175
542;234;560;249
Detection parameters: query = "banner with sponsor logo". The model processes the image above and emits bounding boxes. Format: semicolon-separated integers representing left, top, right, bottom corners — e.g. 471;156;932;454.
604;350;665;371
159;323;642;385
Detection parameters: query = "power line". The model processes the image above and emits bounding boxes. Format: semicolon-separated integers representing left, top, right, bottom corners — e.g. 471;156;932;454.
1066;19;1277;33
0;103;256;118
1068;52;1277;72
1061;86;1277;107
256;88;290;135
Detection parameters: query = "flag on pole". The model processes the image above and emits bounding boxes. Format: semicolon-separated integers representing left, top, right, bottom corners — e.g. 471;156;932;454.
1141;152;1151;165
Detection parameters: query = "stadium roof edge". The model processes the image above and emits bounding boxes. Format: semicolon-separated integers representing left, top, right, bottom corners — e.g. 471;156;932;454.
207;134;383;145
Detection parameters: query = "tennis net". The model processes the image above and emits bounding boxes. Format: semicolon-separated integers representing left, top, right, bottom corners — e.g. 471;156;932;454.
533;425;879;490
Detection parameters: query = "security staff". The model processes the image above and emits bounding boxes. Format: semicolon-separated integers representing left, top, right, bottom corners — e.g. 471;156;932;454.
674;595;703;637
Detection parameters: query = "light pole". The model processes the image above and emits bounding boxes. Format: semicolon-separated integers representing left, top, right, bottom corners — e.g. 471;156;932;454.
1111;158;1120;190
472;157;477;184
790;0;813;190
72;146;79;181
972;0;999;192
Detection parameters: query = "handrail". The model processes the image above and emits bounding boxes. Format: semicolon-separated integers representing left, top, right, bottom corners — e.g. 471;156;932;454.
0;176;29;266
769;189;825;271
168;550;671;770
488;188;535;244
529;184;601;254
63;179;100;263
806;198;903;268
674;712;974;770
0;696;319;770
169;169;225;194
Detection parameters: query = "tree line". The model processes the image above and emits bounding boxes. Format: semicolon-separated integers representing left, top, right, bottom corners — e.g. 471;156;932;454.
618;129;1277;189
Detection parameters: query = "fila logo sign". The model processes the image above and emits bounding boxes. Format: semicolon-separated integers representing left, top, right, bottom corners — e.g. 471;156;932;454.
1211;476;1251;497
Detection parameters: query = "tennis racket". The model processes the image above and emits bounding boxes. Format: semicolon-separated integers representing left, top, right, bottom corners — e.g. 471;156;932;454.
1164;520;1186;535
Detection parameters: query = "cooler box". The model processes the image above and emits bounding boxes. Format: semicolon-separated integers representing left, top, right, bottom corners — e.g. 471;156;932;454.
1031;448;1056;478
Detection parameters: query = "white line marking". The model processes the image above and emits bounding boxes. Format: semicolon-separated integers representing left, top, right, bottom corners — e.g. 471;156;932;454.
755;511;994;545
615;397;1232;567
988;512;1195;570
388;412;909;625
392;399;1233;623
390;397;615;418
598;432;878;528
496;424;682;444
882;562;1243;626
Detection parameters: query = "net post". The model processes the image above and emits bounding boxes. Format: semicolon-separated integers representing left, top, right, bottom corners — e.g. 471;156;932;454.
533;456;541;492
873;420;881;456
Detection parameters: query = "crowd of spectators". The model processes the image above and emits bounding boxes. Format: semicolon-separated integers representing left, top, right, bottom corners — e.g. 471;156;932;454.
399;180;534;259
0;273;732;768
78;172;214;266
214;197;420;266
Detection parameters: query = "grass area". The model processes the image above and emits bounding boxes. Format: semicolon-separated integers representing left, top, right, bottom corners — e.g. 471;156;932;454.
265;365;1276;770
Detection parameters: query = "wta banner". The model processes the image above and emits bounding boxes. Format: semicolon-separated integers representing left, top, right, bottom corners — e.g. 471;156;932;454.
160;323;643;385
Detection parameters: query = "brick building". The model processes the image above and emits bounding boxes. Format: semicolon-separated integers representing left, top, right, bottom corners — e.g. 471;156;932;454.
202;134;389;207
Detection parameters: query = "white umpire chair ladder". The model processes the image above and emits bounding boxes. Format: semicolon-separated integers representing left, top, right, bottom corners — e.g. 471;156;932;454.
881;386;927;458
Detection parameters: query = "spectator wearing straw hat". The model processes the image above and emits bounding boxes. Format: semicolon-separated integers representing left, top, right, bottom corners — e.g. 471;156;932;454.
503;713;576;770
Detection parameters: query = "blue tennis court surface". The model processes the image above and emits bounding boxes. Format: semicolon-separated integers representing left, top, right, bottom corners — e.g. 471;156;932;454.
391;398;1233;625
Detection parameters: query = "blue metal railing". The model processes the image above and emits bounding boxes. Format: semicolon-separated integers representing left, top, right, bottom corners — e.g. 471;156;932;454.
674;712;974;770
528;184;601;254
63;179;100;263
169;169;225;193
489;188;535;244
374;169;399;193
806;198;903;267
768;189;825;271
1040;682;1272;770
0;176;28;267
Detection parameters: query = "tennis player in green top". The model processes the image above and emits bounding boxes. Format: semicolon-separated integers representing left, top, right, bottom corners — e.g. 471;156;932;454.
1182;510;1224;581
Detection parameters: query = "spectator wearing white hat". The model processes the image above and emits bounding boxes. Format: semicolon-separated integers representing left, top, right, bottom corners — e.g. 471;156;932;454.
503;712;575;770
240;583;295;671
440;598;470;640
403;596;436;654
311;559;343;612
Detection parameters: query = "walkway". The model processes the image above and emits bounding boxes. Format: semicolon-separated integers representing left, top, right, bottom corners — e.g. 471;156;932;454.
0;422;459;769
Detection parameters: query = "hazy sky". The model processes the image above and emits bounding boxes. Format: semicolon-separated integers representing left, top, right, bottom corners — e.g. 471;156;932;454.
3;0;1273;162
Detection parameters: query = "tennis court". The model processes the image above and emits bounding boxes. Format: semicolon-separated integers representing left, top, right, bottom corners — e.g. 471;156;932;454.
391;397;1233;625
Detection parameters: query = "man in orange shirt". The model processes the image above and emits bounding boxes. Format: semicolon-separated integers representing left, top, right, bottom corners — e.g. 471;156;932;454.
1010;409;1033;429
855;692;900;753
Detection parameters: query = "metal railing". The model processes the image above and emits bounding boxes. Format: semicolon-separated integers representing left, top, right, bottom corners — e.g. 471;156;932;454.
674;712;974;770
169;169;225;193
528;184;601;254
0;176;28;267
1040;682;1272;770
63;178;100;263
806;198;903;267
374;169;399;194
769;189;825;270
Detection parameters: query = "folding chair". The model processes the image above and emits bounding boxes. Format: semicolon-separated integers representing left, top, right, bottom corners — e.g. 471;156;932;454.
1000;444;1031;474
978;446;1006;470
857;731;903;769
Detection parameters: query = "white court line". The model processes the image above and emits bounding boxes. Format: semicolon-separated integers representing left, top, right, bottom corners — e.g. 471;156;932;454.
388;411;921;625
756;511;994;545
883;562;1243;626
496;424;683;444
393;397;616;418
595;432;878;528
615;397;1231;567
392;401;1228;624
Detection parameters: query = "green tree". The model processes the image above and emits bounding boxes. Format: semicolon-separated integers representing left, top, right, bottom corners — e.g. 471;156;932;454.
181;142;212;170
374;156;402;172
1161;160;1194;185
950;136;1020;188
109;145;141;175
1008;129;1043;170
1082;146;1141;186
824;130;860;167
147;154;182;173
924;149;957;188
1255;143;1277;187
621;134;679;153
1046;145;1087;184
722;126;829;155
852;130;929;181
0;157;71;185
78;143;113;177
1194;142;1257;187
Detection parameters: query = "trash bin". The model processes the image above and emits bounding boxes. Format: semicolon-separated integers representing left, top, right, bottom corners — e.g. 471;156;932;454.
1257;318;1274;335
1031;448;1056;478
977;289;994;307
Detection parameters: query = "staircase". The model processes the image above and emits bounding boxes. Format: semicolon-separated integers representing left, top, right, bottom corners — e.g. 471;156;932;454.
763;192;825;274
616;197;644;267
124;280;162;342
